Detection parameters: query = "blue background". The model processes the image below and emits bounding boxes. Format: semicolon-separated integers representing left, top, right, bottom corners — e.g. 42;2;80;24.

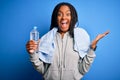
0;0;120;80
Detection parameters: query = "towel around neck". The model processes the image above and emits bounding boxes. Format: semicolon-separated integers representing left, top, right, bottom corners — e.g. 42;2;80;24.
38;27;90;63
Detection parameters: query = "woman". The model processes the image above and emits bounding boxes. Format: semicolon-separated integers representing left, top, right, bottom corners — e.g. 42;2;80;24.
26;2;109;80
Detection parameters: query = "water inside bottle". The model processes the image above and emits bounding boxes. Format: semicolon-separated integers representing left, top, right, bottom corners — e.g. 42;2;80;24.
30;32;39;41
30;26;39;42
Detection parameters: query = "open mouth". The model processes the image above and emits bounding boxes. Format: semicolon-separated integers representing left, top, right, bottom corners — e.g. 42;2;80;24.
61;20;68;27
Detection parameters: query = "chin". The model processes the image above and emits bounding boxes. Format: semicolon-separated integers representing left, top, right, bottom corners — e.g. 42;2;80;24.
61;29;69;33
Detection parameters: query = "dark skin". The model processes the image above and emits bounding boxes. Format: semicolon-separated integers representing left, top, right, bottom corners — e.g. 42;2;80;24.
26;40;39;54
26;5;110;54
26;31;110;54
91;31;110;49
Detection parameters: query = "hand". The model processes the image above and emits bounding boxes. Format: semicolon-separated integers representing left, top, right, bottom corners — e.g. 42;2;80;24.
91;30;110;49
26;40;39;54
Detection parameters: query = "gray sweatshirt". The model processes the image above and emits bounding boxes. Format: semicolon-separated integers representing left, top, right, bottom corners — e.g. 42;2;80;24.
29;32;96;80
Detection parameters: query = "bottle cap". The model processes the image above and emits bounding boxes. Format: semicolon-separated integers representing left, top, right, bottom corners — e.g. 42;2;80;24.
34;26;37;29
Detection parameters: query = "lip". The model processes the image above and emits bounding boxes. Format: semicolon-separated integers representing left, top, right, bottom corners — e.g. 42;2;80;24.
61;20;68;25
60;22;68;29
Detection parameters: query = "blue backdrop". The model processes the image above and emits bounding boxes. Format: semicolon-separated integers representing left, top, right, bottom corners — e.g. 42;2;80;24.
0;0;120;80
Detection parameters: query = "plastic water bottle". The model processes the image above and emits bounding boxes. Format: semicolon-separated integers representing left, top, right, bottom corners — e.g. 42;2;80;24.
30;26;39;42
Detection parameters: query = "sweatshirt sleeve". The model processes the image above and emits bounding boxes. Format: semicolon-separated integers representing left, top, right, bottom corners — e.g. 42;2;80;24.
78;49;96;75
29;52;45;74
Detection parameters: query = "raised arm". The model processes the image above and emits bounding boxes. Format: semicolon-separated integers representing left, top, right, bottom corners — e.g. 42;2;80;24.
90;30;110;50
78;30;110;75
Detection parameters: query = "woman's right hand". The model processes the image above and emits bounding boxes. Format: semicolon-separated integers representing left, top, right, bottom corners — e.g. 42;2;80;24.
26;40;38;54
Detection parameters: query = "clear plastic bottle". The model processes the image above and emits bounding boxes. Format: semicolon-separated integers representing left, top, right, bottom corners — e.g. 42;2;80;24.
30;26;39;42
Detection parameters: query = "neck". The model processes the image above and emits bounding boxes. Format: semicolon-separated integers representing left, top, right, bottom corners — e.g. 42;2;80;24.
60;32;65;38
58;29;67;39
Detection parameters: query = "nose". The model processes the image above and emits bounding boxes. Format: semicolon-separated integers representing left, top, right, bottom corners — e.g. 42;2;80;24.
61;14;66;19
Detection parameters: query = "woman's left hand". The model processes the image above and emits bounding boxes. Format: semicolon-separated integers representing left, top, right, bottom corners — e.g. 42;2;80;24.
91;30;110;50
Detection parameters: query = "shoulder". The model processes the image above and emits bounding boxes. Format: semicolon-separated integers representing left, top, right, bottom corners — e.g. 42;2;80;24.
74;27;89;36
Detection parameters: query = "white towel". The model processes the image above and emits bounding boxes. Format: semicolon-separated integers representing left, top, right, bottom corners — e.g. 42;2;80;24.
38;27;90;63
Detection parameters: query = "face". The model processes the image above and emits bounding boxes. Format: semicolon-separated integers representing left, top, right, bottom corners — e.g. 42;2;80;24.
57;5;71;33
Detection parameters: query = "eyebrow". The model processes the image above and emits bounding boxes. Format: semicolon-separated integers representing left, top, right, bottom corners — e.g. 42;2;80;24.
58;10;71;13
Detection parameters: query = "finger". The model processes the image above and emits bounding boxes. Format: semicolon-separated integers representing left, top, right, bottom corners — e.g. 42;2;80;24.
27;41;38;45
26;44;37;49
29;40;36;44
29;50;35;54
27;47;36;52
104;30;110;35
38;39;40;43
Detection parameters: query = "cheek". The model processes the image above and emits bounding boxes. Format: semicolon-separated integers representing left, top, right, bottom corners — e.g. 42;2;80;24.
57;17;61;22
57;19;61;26
69;17;71;22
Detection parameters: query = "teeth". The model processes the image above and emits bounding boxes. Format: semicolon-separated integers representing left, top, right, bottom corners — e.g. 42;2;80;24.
62;23;66;24
61;21;67;24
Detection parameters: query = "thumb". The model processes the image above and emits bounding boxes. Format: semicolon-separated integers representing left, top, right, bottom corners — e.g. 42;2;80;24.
38;39;40;43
